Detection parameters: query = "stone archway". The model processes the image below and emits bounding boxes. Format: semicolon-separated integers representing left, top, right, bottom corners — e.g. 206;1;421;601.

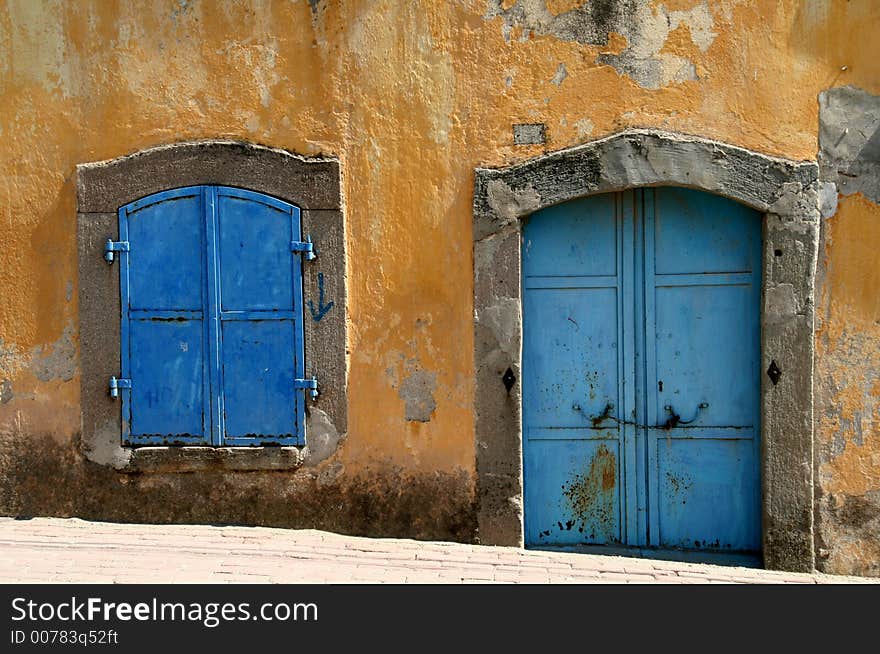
472;129;823;572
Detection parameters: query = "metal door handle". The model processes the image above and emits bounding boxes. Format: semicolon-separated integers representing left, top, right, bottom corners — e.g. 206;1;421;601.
661;402;708;429
586;402;615;427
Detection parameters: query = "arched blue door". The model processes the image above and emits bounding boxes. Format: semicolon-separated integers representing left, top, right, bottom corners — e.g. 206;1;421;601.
522;187;761;553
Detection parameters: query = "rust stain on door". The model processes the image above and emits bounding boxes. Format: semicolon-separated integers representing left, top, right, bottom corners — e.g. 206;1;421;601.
560;442;617;540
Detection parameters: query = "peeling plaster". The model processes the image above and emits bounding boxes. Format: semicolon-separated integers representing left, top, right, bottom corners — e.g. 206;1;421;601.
485;0;716;89
304;407;346;466
399;368;438;423
30;324;77;383
819;85;880;204
550;62;567;86
575;117;594;139
815;85;880;576
0;340;27;380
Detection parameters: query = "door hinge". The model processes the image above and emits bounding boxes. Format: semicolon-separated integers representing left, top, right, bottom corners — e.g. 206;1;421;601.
290;235;317;260
294;377;319;400
109;376;131;399
104;239;130;264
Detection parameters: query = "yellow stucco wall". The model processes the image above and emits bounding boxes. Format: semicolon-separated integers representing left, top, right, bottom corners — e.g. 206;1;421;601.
0;0;878;571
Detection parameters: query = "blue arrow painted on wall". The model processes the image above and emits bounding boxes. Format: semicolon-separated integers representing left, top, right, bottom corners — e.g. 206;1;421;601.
308;272;334;322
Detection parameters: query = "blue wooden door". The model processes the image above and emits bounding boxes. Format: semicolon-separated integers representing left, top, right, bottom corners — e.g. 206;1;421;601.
522;187;761;553
118;186;306;447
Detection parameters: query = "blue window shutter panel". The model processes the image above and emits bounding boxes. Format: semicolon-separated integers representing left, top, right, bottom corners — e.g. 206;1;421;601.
216;187;304;445
117;186;307;447
119;187;210;445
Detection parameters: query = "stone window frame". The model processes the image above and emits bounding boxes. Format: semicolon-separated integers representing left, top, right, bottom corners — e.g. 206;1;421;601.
472;129;824;572
76;140;346;474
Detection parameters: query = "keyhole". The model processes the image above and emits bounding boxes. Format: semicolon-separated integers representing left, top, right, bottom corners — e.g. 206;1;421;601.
658;380;663;392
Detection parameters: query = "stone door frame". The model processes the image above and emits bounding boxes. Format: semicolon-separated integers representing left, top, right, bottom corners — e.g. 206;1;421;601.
472;129;822;572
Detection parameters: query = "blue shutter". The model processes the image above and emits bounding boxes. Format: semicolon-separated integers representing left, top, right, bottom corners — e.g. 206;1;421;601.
119;187;210;445
215;187;305;446
115;186;307;447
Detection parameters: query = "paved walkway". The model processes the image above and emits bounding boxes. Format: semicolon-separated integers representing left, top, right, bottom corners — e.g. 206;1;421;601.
0;517;875;584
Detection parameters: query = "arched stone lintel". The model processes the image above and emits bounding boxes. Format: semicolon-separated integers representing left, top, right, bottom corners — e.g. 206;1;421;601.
472;129;820;573
474;129;820;241
77;140;340;214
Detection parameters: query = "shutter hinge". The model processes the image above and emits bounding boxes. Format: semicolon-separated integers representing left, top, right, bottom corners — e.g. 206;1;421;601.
290;235;317;261
104;239;130;264
109;376;131;399
294;377;319;400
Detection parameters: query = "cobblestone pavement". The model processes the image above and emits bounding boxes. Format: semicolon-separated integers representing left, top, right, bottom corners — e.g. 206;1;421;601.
0;518;875;584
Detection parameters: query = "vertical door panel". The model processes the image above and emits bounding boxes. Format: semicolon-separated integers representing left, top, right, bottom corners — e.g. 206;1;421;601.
656;438;760;551
126;191;204;310
646;187;761;552
522;195;627;547
653;188;756;275
523;288;619;429
524;439;622;545
654;285;759;426
121;187;210;444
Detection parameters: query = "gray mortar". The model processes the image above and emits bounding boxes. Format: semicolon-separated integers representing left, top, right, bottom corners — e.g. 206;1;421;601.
76;140;346;473
472;128;820;572
819;85;880;204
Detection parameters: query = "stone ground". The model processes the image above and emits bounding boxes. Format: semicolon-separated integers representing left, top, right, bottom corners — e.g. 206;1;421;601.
0;517;875;584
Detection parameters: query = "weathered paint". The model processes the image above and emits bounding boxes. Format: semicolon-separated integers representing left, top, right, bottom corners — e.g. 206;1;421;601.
522;187;762;553
0;1;877;573
815;193;880;577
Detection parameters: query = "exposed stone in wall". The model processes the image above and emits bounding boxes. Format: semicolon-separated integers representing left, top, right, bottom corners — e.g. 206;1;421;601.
398;369;438;423
385;355;438;424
